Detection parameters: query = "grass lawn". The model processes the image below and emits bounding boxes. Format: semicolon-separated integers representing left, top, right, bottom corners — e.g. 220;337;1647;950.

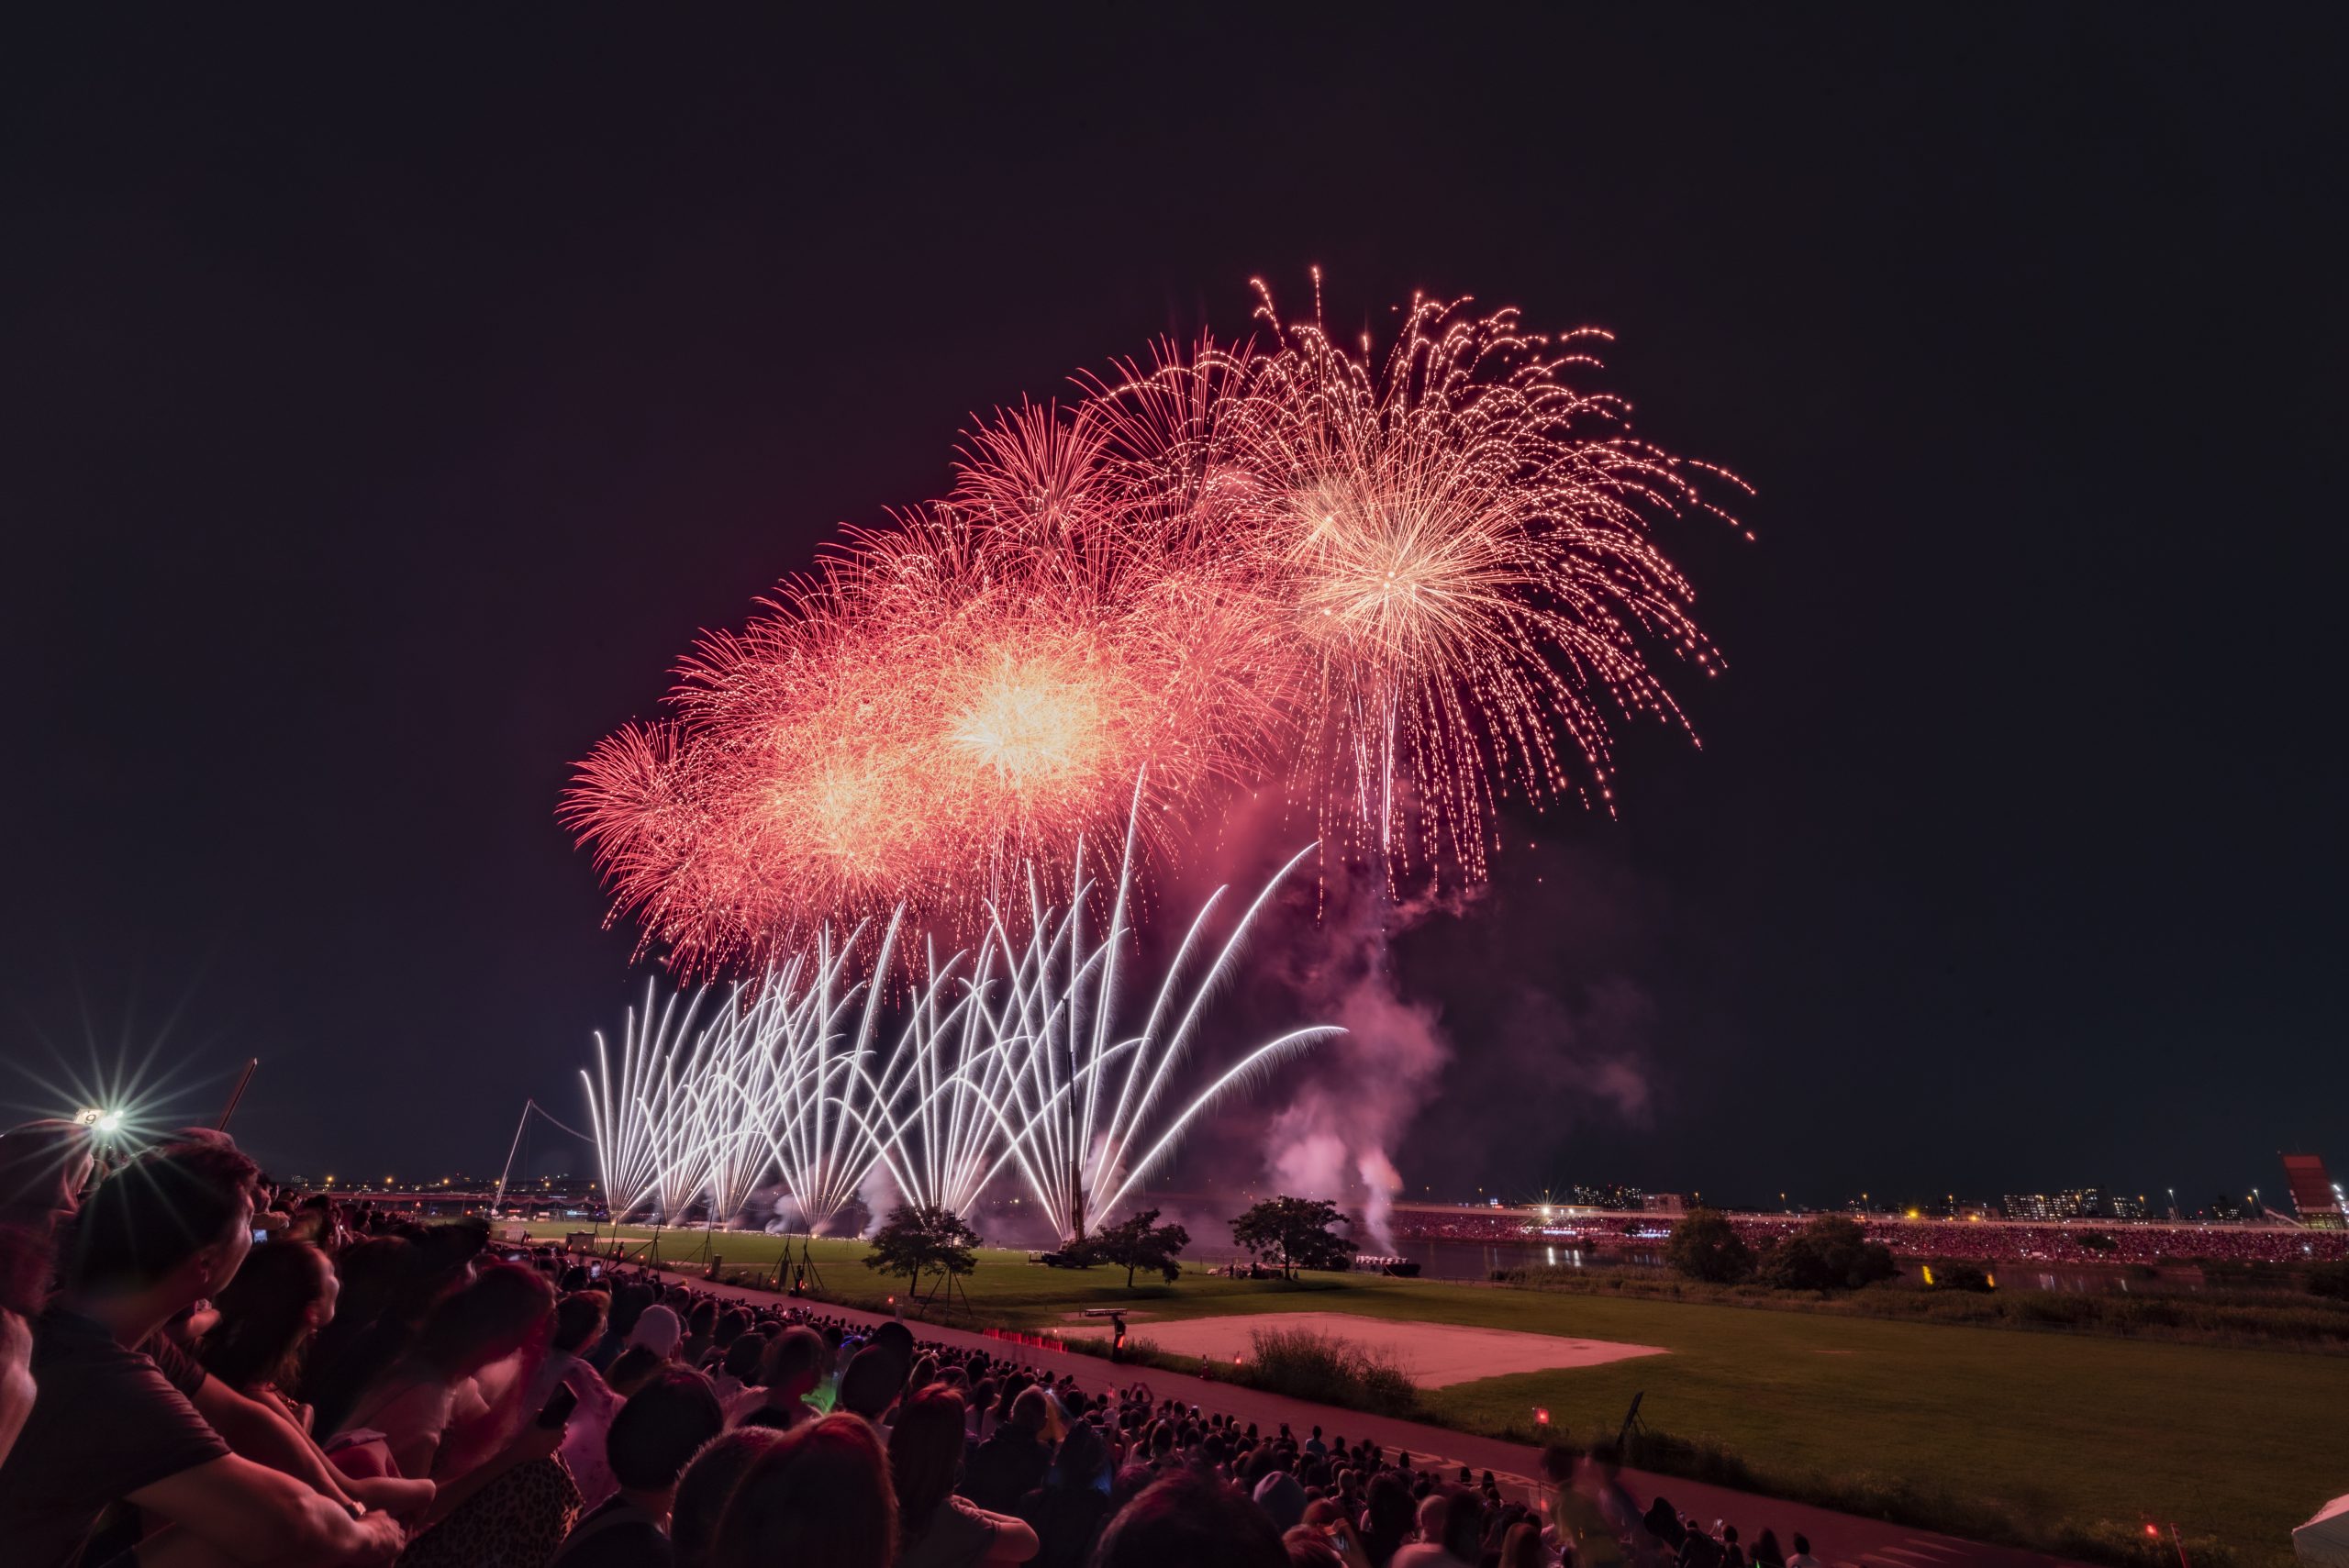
526;1225;2344;1559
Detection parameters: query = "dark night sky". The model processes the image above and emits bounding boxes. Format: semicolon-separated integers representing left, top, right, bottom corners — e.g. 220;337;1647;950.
4;11;2343;1211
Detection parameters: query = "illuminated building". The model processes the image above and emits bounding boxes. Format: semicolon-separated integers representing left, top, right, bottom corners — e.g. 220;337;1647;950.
2283;1153;2344;1230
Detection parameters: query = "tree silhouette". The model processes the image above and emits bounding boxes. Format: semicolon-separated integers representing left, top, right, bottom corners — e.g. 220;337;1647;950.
1230;1195;1354;1278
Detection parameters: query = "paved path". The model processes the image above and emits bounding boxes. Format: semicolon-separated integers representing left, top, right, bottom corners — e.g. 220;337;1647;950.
599;1257;2078;1568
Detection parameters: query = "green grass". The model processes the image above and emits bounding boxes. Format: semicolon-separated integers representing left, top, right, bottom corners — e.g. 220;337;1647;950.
527;1225;2344;1562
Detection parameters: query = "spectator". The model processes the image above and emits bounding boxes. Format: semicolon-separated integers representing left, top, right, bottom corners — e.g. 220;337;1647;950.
1750;1528;1786;1567
197;1237;337;1423
1091;1472;1286;1568
1783;1533;1823;1568
591;1282;654;1371
337;1259;577;1568
0;1139;404;1567
539;1290;627;1508
631;1304;685;1362
1395;1485;1483;1568
1015;1414;1112;1568
839;1342;907;1432
710;1412;896;1568
1497;1521;1547;1568
962;1384;1052;1511
1642;1496;1687;1551
608;1344;668;1399
1362;1470;1419;1567
734;1324;826;1429
892;1384;1038;1566
709;1332;764;1405
551;1368;725;1567
0;1120;93;1474
1254;1466;1308;1532
671;1428;780;1568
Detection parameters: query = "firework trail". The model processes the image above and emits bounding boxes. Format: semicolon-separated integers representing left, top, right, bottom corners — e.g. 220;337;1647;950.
579;802;1341;1240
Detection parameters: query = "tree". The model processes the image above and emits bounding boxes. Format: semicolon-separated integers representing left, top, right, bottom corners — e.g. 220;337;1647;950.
1756;1215;1898;1291
863;1203;981;1303
2076;1230;2119;1253
1664;1207;1754;1284
1095;1207;1191;1288
1230;1195;1355;1278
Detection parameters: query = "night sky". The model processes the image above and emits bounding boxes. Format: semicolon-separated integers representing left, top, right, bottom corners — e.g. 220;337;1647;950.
5;12;2343;1212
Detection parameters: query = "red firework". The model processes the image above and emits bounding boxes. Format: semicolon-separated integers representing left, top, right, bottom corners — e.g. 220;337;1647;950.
565;280;1742;969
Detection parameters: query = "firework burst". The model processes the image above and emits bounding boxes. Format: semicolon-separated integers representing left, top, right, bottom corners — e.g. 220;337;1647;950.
565;277;1740;966
1097;277;1748;881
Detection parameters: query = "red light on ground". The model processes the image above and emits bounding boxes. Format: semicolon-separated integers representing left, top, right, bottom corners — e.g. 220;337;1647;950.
1535;1407;1551;1425
2145;1526;2159;1538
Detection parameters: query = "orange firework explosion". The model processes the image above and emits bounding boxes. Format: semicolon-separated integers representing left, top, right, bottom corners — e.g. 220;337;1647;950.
566;280;1741;969
564;407;1290;968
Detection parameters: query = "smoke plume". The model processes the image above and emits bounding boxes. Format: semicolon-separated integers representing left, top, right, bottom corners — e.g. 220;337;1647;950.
1260;876;1470;1251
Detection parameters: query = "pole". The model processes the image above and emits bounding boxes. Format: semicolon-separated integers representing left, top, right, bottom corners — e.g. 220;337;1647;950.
217;1058;260;1131
493;1099;532;1216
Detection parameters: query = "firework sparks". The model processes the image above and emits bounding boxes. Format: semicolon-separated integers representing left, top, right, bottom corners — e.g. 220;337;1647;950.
580;804;1341;1240
564;278;1738;964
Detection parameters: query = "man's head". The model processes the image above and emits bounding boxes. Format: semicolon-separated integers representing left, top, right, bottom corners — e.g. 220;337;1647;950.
607;1368;725;1499
1007;1384;1051;1436
760;1325;827;1398
66;1138;259;1305
837;1344;904;1421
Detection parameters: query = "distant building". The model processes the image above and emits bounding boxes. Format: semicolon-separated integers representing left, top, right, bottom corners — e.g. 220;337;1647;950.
2283;1153;2344;1230
2109;1195;2147;1221
1641;1193;1686;1217
2052;1187;2115;1219
2003;1194;2050;1220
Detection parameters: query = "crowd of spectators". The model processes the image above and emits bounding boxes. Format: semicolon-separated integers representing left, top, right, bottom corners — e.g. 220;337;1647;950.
0;1120;1841;1566
1397;1207;2349;1267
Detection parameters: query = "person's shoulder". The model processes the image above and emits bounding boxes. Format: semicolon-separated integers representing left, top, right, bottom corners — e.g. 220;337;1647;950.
29;1306;124;1368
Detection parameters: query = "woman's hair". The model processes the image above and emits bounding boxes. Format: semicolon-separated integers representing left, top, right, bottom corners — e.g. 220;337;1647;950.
553;1290;609;1354
1055;1417;1108;1489
1362;1470;1417;1566
0;1114;93;1313
1092;1473;1286;1568
711;1413;896;1568
886;1385;965;1537
199;1238;332;1392
1499;1520;1546;1568
671;1428;781;1568
606;1343;664;1398
720;1332;764;1382
408;1259;552;1376
607;1369;725;1492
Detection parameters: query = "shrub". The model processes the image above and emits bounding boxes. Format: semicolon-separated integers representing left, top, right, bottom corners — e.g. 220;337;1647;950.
1755;1215;1899;1291
1664;1208;1754;1284
1243;1326;1419;1417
